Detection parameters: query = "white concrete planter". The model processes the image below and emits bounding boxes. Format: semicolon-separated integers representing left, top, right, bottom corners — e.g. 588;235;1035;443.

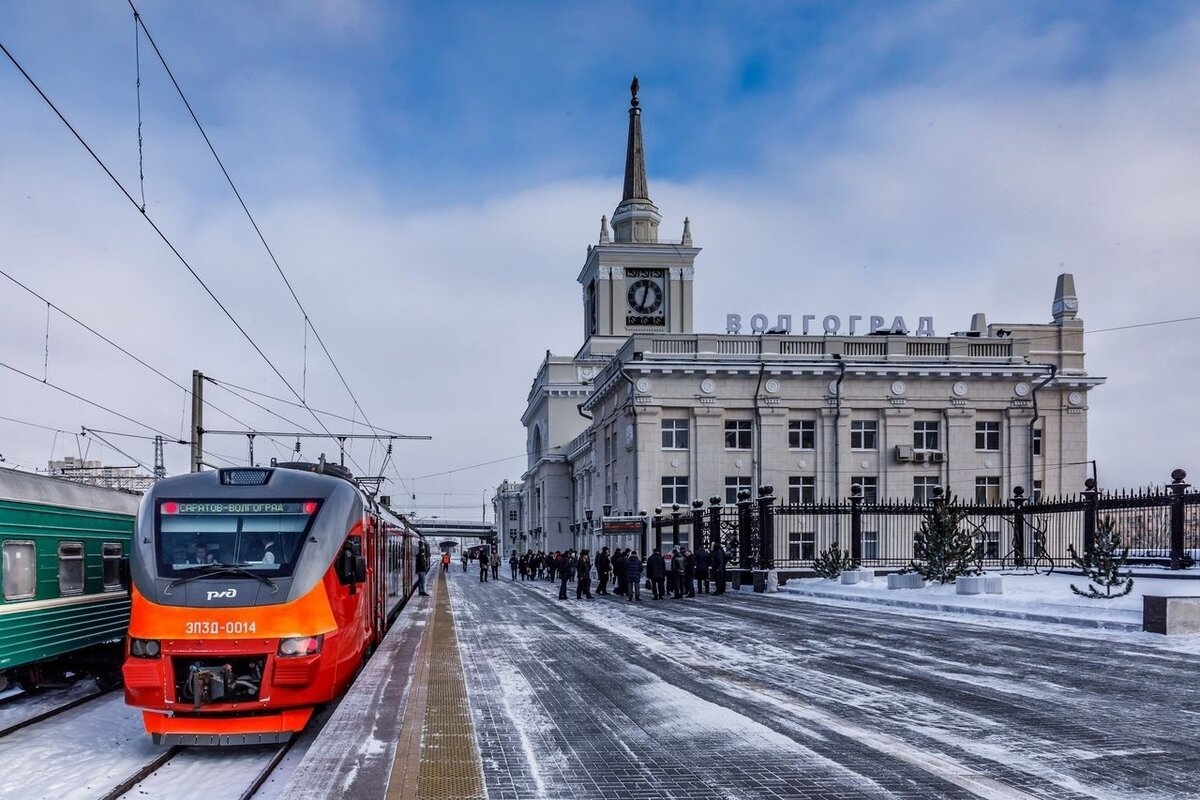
888;572;926;589
956;575;986;595
984;575;1004;595
838;568;875;585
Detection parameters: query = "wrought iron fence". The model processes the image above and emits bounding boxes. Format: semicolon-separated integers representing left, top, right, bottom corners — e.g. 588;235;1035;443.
650;470;1200;572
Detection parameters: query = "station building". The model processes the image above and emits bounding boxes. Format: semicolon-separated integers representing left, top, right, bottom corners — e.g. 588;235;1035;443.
494;80;1105;556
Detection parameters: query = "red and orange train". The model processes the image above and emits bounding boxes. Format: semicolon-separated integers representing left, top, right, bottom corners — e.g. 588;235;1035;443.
122;462;426;745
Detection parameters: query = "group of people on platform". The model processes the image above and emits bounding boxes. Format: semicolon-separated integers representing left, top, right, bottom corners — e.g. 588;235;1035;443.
509;543;731;601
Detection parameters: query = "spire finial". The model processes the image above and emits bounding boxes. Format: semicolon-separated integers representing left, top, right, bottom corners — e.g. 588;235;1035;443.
599;215;610;244
682;217;692;246
630;76;640;108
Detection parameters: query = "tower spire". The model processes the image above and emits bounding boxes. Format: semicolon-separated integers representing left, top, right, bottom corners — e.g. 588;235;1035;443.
622;76;649;202
612;76;661;243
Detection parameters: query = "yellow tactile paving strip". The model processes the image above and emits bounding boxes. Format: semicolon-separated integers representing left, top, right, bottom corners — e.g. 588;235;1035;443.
387;571;486;800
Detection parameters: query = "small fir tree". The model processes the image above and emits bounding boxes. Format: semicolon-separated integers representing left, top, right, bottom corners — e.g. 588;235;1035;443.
909;490;979;584
812;541;855;579
1068;516;1134;599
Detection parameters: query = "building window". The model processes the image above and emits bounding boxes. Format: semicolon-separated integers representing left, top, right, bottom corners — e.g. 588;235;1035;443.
661;476;690;506
1032;428;1043;456
508;509;518;521
975;476;1001;504
787;476;816;505
850;420;877;450
862;531;878;560
788;420;815;450
788;532;816;561
852;476;878;504
913;421;940;451
661;419;689;450
58;542;84;596
3;541;36;601
102;542;123;591
1033;480;1044;502
724;420;752;450
913;476;939;504
975;421;1001;451
725;476;753;505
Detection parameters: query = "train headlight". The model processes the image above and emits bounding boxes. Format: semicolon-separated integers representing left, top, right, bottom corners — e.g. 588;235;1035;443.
277;634;324;658
129;638;161;659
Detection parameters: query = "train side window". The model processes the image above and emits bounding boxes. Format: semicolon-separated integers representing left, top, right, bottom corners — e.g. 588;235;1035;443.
58;542;85;596
3;541;37;601
102;543;123;591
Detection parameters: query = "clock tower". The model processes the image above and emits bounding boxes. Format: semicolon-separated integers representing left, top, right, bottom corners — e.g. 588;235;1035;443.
577;77;701;358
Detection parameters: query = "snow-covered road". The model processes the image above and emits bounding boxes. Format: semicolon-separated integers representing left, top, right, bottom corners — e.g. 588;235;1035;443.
448;570;1198;799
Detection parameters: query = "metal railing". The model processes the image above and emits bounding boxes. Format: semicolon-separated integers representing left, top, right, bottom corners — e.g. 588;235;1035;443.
649;470;1200;572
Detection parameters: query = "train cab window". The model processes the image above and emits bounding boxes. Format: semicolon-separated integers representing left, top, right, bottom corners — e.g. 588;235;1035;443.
102;543;123;591
3;541;36;601
156;500;318;579
58;542;85;596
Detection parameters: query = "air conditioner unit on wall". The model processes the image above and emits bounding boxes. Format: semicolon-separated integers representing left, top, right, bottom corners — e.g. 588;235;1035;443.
894;445;914;463
931;451;945;463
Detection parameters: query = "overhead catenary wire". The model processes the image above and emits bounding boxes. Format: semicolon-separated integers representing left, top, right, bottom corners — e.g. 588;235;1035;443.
0;266;300;465
126;1;398;486
0;359;170;437
0;39;369;479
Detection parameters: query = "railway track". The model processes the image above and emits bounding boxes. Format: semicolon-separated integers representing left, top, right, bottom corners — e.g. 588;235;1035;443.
0;686;110;740
94;737;297;800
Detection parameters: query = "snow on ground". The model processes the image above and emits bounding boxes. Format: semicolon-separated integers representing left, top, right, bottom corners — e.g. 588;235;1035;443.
776;570;1200;630
0;679;99;732
0;693;160;800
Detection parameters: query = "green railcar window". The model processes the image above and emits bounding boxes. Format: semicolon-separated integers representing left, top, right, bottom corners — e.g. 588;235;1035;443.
3;541;36;601
58;542;84;596
102;542;123;590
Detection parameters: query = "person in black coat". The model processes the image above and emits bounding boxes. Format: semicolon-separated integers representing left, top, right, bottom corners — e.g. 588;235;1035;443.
575;550;593;599
479;548;490;582
558;550;576;599
624;551;643;602
646;549;667;599
595;547;611;595
694;546;711;594
415;546;430;597
711;542;729;595
613;549;628;596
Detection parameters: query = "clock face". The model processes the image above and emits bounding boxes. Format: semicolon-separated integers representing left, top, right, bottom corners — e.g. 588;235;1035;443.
627;278;663;314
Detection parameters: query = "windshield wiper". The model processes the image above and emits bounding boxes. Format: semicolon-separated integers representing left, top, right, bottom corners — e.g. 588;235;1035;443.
165;563;279;595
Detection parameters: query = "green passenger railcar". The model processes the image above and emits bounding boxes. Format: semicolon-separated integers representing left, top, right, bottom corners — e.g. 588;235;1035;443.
0;467;141;690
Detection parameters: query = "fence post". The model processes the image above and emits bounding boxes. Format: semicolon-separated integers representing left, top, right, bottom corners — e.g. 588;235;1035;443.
737;489;754;572
640;512;648;557
757;485;775;570
1169;469;1190;570
653;508;664;555
849;484;863;566
1082;478;1098;555
670;503;682;548
691;500;706;551
1011;486;1027;567
708;496;722;550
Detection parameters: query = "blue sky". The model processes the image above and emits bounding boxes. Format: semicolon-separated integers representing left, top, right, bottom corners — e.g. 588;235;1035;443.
2;1;1199;511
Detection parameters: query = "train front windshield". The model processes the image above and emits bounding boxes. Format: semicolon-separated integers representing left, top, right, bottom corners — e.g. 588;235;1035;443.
155;500;319;578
